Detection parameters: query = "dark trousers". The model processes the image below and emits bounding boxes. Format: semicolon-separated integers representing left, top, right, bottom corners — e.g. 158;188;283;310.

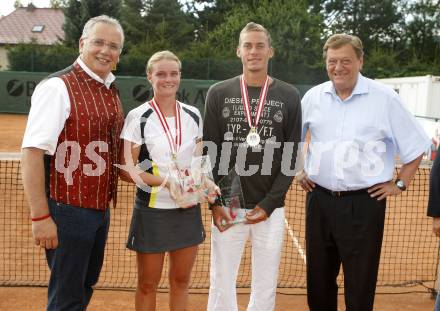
306;187;386;311
45;199;110;311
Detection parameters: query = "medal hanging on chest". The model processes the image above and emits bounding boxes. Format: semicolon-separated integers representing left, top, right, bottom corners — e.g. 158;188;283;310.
246;127;260;147
149;98;182;161
240;75;269;147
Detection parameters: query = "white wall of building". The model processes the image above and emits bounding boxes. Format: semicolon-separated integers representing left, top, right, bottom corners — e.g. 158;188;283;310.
376;75;440;120
0;46;9;70
377;75;440;159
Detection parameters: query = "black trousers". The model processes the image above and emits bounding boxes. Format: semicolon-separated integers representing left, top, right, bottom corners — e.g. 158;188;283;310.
306;187;386;311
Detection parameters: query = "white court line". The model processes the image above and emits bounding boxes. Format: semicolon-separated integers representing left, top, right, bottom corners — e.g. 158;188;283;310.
0;152;21;160
284;218;307;265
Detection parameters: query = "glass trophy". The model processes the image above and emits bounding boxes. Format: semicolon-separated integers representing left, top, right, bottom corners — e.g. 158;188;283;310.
217;168;247;225
167;155;216;207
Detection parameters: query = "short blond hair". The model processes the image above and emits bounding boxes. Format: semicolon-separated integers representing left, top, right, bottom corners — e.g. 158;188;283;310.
146;50;181;74
323;34;364;60
238;22;272;47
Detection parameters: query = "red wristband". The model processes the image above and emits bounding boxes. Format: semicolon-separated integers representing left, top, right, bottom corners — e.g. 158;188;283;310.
31;214;51;222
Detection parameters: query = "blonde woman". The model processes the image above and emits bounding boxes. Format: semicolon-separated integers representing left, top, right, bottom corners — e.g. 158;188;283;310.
120;51;212;310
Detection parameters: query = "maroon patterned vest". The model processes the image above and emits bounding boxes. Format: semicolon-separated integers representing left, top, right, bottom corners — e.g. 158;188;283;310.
48;62;124;210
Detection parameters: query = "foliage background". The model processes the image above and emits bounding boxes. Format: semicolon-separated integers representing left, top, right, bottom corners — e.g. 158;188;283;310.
7;0;440;84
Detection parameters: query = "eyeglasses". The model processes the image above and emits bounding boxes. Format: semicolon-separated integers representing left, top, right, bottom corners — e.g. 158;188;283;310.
88;38;122;52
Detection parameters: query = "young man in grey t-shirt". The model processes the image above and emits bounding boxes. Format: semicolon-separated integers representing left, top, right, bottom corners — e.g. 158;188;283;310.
203;22;302;311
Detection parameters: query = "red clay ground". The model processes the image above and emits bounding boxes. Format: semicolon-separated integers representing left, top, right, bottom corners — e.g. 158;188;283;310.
0;286;435;310
0;113;27;152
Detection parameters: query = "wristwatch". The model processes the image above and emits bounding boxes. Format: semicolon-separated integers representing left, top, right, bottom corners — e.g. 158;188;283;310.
395;179;407;191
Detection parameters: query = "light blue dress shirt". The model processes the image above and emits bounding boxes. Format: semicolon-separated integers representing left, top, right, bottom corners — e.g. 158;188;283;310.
301;74;430;191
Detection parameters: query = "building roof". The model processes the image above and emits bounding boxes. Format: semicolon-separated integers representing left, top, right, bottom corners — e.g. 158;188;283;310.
0;4;65;45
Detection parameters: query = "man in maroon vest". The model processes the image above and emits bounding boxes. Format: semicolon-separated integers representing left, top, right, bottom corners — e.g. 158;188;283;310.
21;15;125;310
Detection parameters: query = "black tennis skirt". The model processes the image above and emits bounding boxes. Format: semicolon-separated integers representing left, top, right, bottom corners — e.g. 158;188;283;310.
126;198;206;253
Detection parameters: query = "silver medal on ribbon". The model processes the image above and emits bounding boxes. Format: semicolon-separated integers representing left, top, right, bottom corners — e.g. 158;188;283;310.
246;128;260;147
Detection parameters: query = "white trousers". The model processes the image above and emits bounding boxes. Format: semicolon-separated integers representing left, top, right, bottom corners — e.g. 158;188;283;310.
207;208;285;311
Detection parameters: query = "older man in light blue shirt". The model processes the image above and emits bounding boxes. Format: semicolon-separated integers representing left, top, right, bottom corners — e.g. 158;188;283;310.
299;34;430;311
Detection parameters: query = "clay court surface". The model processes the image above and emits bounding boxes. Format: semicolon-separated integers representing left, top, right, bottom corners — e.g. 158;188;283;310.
0;113;437;310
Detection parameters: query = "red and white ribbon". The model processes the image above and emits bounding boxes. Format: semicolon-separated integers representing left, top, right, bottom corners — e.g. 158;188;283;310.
150;98;181;159
239;75;269;130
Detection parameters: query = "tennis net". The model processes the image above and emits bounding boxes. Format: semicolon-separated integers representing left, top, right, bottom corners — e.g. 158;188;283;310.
0;153;437;292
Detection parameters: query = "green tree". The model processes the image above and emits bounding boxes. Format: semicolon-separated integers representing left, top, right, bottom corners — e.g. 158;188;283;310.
50;0;63;8
186;0;324;83
120;0;149;48
144;0;195;50
80;0;122;27
323;0;405;52
404;0;440;63
186;0;256;42
362;47;399;78
62;0;82;47
118;0;196;75
8;43;76;72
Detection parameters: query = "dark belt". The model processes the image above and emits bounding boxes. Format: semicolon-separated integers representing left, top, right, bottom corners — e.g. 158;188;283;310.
315;184;369;197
